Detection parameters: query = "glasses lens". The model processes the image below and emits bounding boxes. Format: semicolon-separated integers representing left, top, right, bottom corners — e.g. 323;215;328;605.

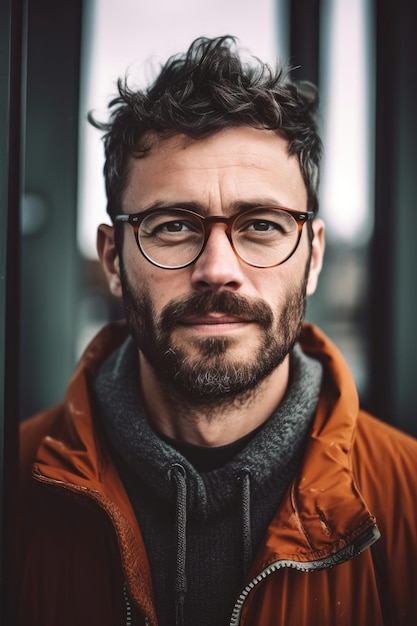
138;210;204;268
232;208;299;267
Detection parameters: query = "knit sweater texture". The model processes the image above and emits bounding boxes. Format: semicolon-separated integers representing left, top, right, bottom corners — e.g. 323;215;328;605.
93;336;323;626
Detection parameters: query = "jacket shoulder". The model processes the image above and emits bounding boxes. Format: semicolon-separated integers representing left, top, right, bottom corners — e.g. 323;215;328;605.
354;411;417;466
352;411;417;519
352;415;417;617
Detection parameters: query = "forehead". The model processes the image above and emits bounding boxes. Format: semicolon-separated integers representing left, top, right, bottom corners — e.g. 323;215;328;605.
123;127;307;211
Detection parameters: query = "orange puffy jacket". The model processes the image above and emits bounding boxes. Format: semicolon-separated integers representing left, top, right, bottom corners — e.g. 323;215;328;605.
10;322;417;625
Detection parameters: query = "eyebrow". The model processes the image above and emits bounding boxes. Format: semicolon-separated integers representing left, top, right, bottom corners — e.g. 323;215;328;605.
134;198;296;215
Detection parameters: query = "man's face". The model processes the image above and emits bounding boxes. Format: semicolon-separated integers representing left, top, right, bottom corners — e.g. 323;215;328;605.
99;127;324;402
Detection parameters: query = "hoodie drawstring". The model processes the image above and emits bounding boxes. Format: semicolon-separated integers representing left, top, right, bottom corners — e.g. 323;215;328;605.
237;468;253;574
170;464;253;625
171;463;188;626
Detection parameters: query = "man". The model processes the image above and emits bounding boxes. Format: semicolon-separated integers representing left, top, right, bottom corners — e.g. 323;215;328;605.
13;36;417;626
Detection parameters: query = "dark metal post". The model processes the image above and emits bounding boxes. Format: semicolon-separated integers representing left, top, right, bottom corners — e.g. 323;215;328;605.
289;0;321;85
0;0;26;620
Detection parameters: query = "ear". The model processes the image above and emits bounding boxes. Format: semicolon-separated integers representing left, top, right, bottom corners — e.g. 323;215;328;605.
306;219;325;296
97;224;123;298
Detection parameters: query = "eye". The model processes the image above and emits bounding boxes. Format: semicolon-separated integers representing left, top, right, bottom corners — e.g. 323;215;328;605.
239;218;286;235
235;209;297;238
158;220;193;233
247;220;280;232
141;212;202;238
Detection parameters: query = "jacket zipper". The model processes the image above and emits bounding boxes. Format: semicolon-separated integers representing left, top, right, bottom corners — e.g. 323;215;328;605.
229;524;380;626
123;582;150;626
123;582;133;626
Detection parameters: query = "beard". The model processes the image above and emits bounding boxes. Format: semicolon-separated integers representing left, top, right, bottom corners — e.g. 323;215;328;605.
119;264;308;404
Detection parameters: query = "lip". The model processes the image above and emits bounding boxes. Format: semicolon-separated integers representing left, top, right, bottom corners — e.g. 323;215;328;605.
178;313;252;334
180;313;250;325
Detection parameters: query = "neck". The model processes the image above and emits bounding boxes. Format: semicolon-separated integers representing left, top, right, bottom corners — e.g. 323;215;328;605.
138;350;290;447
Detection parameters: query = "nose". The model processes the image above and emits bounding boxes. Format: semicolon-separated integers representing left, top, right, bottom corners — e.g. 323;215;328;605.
190;224;245;291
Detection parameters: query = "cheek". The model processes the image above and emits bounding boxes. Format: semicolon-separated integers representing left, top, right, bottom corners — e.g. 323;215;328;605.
120;238;185;312
251;256;307;305
126;258;193;310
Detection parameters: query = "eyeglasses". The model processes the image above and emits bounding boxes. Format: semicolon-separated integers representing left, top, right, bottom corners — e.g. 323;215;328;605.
114;206;314;270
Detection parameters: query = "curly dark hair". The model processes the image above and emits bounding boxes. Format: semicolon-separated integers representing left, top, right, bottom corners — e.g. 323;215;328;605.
89;35;322;221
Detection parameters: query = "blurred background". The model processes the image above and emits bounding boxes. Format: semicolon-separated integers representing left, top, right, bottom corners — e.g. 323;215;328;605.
1;0;417;590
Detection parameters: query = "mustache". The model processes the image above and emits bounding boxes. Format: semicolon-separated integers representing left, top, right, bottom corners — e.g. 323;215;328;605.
159;291;274;332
